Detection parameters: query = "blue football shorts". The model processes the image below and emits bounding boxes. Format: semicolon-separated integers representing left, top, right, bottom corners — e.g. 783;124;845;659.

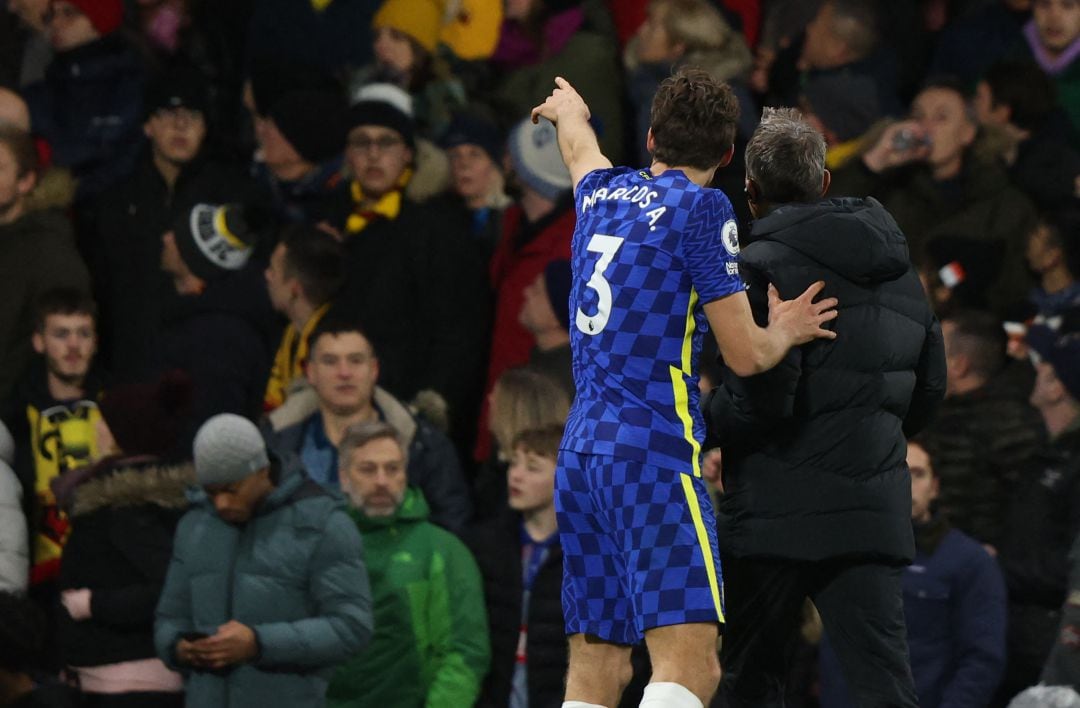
555;449;725;645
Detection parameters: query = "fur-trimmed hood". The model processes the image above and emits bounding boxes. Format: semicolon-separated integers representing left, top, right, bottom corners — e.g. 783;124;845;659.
71;462;195;517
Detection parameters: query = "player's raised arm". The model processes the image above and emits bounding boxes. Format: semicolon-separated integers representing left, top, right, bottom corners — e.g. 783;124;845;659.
531;76;613;191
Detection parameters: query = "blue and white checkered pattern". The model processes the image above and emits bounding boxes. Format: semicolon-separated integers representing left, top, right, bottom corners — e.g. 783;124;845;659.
561;167;743;469
556;450;725;645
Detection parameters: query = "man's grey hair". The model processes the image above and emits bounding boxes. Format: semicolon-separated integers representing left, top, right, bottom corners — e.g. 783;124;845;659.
338;420;408;470
745;107;827;205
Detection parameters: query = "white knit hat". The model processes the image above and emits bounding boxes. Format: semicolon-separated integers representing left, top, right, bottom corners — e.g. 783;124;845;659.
193;414;270;486
508;117;571;201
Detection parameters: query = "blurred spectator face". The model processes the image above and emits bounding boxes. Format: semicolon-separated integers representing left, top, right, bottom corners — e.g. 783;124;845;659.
911;87;977;171
801;3;848;69
448;143;500;206
507;444;556;513
1027;223;1062;274
10;0;49;31
254;116;309;178
144;107;206;166
634;4;680;64
505;0;536;21
204;470;272;525
0;141;34;221
0;89;31;132
1034;0;1080;55
264;242;296;314
519;272;558;334
340;436;407;517
907;442;938;523
346;125;413;199
32;312;96;384
306;332;379;415
45;1;100;52
373;26;417;74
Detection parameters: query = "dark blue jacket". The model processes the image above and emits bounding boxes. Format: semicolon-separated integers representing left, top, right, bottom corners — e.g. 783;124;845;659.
24;35;145;202
820;519;1007;708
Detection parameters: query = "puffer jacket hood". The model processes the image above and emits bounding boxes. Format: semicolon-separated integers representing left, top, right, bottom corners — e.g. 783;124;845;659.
749;197;910;286
71;460;194;518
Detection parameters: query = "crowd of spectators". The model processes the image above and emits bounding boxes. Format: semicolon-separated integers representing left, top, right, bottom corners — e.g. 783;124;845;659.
1;0;1080;706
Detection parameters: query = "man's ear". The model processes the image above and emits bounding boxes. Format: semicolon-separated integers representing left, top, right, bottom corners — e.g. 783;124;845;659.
15;170;36;198
646;128;656;157
718;144;735;168
744;177;759;205
32;331;44;354
821;168;832;198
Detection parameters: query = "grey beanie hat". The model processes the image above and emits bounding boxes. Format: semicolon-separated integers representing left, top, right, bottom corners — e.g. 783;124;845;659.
193;414;270;486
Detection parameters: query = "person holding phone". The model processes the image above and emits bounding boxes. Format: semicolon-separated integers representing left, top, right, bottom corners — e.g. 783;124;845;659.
154;414;373;708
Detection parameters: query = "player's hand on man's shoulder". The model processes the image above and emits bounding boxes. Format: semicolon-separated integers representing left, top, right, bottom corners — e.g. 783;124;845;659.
531;76;591;126
768;281;839;345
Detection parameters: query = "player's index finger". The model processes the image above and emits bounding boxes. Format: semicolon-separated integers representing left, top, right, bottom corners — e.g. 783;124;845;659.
554;76;571;90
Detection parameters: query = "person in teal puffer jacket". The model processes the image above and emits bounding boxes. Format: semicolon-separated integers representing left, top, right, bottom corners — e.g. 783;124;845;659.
327;420;489;708
154;414;373;708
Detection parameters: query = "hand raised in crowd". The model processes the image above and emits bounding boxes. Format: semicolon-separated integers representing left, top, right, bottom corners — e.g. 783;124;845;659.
768;281;839;345
862;120;932;174
177;620;259;670
531;76;591;127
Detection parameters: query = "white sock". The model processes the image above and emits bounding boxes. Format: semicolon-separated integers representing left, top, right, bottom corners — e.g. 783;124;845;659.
638;682;704;708
562;703;608;708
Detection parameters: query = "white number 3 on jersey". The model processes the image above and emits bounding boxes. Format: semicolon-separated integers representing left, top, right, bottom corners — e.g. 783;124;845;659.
576;234;624;335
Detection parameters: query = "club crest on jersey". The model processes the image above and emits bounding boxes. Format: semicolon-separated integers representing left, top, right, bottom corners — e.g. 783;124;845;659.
721;219;739;256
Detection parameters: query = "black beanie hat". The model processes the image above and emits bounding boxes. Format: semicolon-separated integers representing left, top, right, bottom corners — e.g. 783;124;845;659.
270;89;350;165
347;99;415;148
440;110;504;166
172;203;259;283
144;68;209;119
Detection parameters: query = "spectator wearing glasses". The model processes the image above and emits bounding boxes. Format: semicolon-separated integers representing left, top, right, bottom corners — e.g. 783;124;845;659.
335;93;489;458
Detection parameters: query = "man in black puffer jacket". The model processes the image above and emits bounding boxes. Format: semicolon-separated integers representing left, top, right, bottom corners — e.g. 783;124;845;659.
706;108;947;708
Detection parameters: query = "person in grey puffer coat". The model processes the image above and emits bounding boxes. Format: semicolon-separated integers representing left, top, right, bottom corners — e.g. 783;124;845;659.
155;414;372;708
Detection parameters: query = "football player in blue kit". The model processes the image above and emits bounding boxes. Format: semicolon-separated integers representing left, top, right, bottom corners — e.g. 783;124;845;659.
530;69;839;708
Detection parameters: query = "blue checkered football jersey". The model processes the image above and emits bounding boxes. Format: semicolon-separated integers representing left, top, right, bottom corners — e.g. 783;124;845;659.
561;166;744;474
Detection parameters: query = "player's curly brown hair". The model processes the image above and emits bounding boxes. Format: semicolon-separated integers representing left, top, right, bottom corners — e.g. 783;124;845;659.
649;66;739;170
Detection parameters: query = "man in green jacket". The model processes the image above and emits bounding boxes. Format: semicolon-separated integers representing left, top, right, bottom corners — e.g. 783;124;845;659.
155;413;373;708
328;420;490;708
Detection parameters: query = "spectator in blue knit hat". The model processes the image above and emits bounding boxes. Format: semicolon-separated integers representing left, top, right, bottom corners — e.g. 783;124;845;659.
520;259;574;398
996;312;1080;703
435;109;511;261
155;413;372;708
